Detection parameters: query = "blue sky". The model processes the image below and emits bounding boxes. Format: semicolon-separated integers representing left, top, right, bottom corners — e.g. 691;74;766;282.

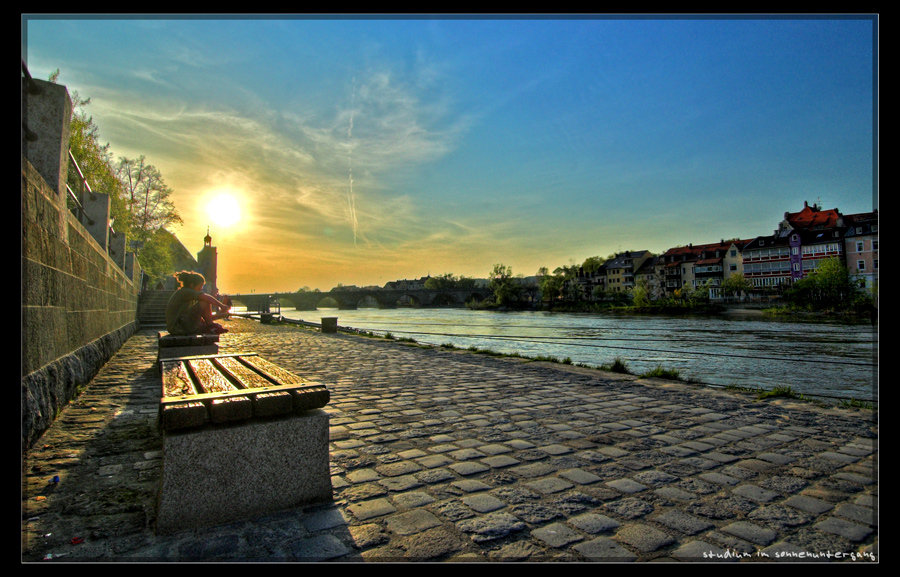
23;15;877;293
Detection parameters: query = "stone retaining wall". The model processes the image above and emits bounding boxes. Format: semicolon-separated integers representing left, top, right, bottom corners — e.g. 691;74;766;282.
21;156;140;450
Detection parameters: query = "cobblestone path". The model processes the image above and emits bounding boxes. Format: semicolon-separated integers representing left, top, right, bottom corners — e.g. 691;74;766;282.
22;318;878;562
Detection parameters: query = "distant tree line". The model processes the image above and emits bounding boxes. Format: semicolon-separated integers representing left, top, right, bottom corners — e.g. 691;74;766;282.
484;253;872;315
424;273;478;290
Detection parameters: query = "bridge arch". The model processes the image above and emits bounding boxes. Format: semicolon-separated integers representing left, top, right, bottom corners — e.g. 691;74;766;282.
313;296;342;309
394;293;423;308
430;292;457;307
356;295;381;308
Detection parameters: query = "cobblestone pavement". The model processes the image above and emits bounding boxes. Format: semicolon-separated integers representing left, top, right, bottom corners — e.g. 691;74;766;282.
21;318;878;563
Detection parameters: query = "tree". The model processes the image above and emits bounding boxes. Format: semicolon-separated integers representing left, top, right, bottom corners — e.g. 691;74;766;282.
116;155;182;237
564;276;586;302
582;256;605;274
425;273;453;290
456;276;477;289
539;272;565;302
50;70;183;286
720;273;753;299
114;156;182;285
690;280;713;304
49;70;129;236
424;273;477;290
785;257;864;310
632;279;651;308
136;228;176;283
488;264;523;307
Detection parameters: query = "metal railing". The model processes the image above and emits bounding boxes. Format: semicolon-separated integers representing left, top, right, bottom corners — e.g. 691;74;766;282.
66;149;119;248
66;150;94;225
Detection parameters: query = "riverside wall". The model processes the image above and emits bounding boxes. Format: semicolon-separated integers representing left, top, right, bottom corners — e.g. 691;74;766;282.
21;155;141;451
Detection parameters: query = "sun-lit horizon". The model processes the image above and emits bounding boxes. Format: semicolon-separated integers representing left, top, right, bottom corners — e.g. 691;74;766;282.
24;15;877;294
203;190;242;227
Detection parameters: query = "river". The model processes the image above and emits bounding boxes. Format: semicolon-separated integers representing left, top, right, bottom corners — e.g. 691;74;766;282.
265;306;877;404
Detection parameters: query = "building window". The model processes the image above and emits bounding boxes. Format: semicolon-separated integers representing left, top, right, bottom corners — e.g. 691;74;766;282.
792;247;799;255
857;260;865;271
856;241;864;252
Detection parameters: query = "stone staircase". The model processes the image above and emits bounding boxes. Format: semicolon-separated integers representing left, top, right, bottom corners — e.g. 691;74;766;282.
137;290;174;330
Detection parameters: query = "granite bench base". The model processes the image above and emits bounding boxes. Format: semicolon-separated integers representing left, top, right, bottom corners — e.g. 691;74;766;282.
156;409;332;534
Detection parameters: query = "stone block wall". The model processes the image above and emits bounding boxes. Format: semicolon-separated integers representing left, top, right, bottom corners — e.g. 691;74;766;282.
21;156;141;450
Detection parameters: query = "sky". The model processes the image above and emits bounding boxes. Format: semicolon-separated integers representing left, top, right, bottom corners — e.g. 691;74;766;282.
23;15;877;294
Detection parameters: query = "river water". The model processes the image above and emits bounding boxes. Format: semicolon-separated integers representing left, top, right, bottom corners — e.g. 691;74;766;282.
268;306;877;404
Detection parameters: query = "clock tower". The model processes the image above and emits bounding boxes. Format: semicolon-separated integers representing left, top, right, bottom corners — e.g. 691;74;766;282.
197;227;218;295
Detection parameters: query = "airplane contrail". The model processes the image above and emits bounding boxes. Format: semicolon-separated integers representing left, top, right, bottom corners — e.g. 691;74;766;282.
347;80;359;246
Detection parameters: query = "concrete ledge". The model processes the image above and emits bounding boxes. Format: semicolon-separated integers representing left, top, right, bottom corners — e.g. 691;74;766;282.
155;409;333;534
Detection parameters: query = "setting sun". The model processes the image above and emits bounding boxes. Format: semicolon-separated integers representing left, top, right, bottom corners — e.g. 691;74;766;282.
207;192;242;227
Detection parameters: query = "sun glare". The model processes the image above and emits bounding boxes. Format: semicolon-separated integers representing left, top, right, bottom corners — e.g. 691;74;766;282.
207;192;242;228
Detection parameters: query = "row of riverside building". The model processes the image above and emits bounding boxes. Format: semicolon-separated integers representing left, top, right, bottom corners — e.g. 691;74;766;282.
567;201;878;301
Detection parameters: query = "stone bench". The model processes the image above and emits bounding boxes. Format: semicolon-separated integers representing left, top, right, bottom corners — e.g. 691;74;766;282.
155;352;333;534
157;331;219;362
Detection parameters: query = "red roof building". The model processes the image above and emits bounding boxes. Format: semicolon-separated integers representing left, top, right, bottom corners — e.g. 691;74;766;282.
657;240;751;295
743;201;869;290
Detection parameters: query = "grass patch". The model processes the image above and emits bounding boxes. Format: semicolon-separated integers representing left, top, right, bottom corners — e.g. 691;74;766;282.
839;398;875;410
530;355;572;365
600;357;631;374
756;385;801;400
641;365;683;380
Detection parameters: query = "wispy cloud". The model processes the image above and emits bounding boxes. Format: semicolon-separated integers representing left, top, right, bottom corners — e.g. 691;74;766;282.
97;52;474;270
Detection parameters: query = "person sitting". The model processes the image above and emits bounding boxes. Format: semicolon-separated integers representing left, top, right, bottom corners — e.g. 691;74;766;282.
166;271;231;335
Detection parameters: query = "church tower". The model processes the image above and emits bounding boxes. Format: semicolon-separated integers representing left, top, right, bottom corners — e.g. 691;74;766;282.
196;227;218;295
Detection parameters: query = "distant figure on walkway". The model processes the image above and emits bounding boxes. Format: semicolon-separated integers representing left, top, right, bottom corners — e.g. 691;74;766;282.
166;271;230;335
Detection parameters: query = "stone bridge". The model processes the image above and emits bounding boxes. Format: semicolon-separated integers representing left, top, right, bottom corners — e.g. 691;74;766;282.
227;288;493;312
